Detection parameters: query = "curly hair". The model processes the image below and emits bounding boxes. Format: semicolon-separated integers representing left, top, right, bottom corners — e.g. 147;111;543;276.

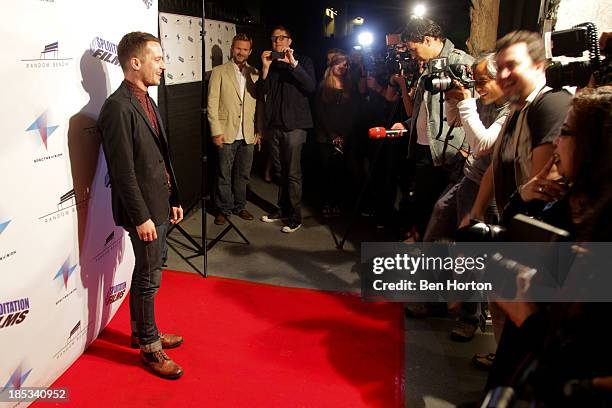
569;86;612;239
401;18;445;44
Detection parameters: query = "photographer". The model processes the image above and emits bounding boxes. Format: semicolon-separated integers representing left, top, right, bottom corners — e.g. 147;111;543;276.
258;26;316;233
483;86;612;406
464;31;572;227
456;29;571;375
423;53;509;341
391;18;473;241
390;18;473;318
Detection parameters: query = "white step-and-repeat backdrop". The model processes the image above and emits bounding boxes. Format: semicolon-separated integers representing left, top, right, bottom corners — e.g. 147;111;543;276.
0;0;157;405
159;12;236;85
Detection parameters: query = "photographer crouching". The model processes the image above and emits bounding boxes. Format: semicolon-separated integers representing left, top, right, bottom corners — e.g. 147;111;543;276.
424;53;510;342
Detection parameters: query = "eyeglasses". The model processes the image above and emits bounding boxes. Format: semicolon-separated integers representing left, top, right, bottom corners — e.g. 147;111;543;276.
271;35;290;42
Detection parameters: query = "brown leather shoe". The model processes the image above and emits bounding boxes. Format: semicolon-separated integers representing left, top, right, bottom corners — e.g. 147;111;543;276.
131;333;184;349
236;209;254;220
140;350;184;379
214;213;227;225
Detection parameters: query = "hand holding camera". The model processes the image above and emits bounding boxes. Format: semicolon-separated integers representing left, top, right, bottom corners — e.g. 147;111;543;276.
444;79;472;101
263;48;297;66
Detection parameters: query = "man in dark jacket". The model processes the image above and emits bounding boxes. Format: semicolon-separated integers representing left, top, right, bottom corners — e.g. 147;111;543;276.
98;32;184;379
258;26;316;233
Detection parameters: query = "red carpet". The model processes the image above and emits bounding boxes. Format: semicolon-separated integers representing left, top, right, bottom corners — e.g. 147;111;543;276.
39;271;404;407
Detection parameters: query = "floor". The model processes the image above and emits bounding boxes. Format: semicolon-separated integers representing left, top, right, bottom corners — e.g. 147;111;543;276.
165;173;496;408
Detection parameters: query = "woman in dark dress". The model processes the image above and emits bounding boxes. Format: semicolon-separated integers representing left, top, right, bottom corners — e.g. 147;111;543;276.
314;53;359;217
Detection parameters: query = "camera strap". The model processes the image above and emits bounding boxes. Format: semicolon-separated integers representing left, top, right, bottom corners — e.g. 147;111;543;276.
439;119;469;176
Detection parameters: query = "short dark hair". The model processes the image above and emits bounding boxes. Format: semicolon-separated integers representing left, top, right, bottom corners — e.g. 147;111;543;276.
117;31;160;72
401;18;445;43
495;30;546;64
271;25;292;38
232;33;253;48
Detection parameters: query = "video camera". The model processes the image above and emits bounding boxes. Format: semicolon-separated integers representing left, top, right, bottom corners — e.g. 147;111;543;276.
421;57;475;94
385;34;420;77
546;22;610;88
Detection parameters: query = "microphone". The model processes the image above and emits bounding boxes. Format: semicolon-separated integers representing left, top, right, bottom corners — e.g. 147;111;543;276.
368;127;408;139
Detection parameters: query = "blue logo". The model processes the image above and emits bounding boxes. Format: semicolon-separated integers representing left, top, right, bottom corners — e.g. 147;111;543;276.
54;258;77;289
2;365;32;391
0;220;10;236
27;111;59;150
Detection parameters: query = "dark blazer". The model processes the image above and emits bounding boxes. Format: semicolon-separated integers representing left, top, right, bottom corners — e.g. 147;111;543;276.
258;53;316;130
98;81;180;228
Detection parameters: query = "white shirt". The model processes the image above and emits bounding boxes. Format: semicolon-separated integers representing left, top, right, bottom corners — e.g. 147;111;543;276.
233;62;247;140
448;98;508;153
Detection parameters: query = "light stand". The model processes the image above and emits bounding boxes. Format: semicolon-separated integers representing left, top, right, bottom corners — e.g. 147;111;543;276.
167;1;249;277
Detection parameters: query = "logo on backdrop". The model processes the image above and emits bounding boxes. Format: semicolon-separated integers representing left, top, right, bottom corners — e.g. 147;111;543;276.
54;257;77;290
0;219;10;236
54;257;79;306
0;219;17;263
39;189;89;224
0;298;30;330
1;365;32;392
26;111;59;151
94;230;123;263
21;41;72;69
106;281;127;305
90;37;120;66
142;0;153;8
54;319;92;360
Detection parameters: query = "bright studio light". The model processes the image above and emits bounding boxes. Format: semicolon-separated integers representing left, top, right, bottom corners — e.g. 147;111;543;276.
413;4;426;18
357;32;374;47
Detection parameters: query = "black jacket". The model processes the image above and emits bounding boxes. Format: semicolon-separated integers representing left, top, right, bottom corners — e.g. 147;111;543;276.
98;81;180;228
258;53;316;130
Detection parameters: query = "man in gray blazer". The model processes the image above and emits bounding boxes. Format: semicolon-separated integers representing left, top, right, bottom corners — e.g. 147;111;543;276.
207;33;261;225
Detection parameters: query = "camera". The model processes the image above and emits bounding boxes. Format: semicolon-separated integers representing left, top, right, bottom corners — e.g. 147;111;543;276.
546;22;611;88
384;34;420;76
456;214;572;300
421;57;475;94
457;214;570;243
269;51;285;60
384;34;420;79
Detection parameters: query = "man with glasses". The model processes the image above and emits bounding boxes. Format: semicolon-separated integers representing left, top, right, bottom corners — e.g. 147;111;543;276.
258;26;316;233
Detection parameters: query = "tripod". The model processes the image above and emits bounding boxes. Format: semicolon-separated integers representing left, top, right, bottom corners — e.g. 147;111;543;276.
166;2;249;277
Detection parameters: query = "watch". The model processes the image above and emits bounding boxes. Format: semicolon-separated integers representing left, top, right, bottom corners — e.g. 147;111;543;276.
291;59;299;69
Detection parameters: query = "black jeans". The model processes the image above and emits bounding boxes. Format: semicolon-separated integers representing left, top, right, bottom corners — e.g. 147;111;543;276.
269;128;307;223
413;144;464;238
125;221;169;352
